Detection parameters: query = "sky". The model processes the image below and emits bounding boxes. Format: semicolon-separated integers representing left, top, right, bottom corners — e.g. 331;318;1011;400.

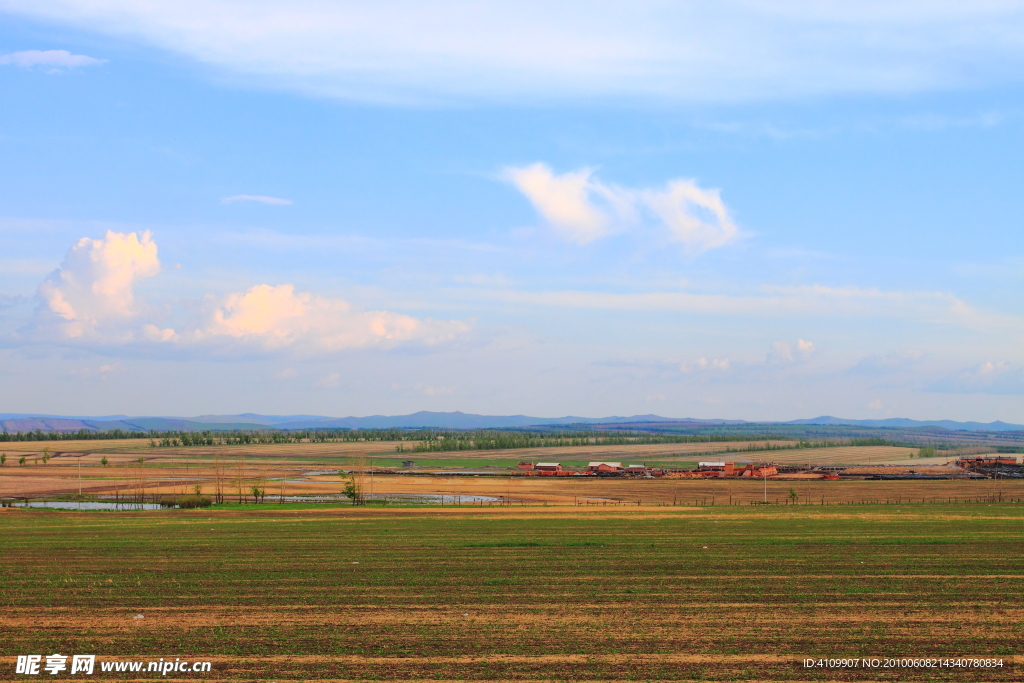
2;1;1024;421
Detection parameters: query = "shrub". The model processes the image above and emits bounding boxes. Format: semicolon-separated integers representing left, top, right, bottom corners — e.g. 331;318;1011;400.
160;494;213;509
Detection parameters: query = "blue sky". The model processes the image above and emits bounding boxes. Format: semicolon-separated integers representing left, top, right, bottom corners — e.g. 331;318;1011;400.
2;1;1024;421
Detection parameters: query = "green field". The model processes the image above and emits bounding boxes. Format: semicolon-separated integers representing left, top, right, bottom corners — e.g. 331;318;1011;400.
2;504;1023;681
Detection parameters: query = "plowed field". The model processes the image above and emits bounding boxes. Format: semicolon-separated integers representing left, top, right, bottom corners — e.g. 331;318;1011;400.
2;503;1023;681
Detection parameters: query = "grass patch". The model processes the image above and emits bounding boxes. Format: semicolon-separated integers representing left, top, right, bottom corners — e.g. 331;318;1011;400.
460;540;547;547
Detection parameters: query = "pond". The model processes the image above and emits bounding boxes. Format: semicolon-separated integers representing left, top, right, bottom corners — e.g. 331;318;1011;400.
10;501;164;510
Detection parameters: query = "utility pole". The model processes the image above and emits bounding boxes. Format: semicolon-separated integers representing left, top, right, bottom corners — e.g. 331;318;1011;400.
78;455;82;496
763;467;767;503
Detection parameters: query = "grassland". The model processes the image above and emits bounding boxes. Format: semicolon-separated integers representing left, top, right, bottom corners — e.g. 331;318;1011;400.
2;503;1023;681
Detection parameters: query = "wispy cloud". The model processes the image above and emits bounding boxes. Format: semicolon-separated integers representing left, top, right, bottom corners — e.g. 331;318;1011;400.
468;284;1012;329
221;195;292;206
69;362;121;380
7;3;1024;104
601;338;819;385
315;372;341;388
0;49;105;70
847;350;926;377
505;163;738;253
928;361;1024;395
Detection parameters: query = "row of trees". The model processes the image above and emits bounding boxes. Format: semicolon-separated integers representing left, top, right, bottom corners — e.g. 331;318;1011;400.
151;431;299;447
0;428;150;442
394;430;895;454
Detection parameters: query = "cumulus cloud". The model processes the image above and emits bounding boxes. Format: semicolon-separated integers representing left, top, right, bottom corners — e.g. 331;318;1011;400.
192;283;467;353
767;339;815;364
0;49;105;69
928;361;1024;395
221;195;293;205
21;232;467;355
5;3;1024;104
506;163;738;252
33;230;160;340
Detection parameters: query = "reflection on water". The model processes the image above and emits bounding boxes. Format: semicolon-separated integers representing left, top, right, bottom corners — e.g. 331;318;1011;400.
12;501;164;510
270;493;505;504
6;495;506;510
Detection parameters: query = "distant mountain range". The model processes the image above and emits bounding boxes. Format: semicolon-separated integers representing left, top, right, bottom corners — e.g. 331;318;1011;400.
0;411;1022;433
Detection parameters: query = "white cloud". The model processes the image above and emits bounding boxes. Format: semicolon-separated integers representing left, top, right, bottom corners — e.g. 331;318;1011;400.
505;164;622;244
681;357;730;373
0;49;105;69
506;163;737;252
641;181;738;253
221;195;292;205
5;3;1024;103
22;232;468;355
767;339;815;364
190;283;467;353
33;230;160;340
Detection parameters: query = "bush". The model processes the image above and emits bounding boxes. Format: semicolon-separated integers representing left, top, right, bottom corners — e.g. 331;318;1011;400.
160;494;213;509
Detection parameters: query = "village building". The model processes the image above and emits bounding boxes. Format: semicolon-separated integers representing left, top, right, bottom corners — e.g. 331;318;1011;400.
739;463;778;478
956;456;1019;468
698;461;735;476
587;462;622;474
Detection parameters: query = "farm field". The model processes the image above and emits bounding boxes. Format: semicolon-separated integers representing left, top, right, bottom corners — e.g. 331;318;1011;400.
2;503;1023;681
0;439;974;502
4;460;1024;505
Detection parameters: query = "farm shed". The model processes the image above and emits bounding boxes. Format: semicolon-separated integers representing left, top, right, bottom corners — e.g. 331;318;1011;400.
588;462;623;473
535;463;562;476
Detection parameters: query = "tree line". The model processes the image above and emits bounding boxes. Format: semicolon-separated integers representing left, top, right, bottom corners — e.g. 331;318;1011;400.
392;430;894;453
0;426;904;450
